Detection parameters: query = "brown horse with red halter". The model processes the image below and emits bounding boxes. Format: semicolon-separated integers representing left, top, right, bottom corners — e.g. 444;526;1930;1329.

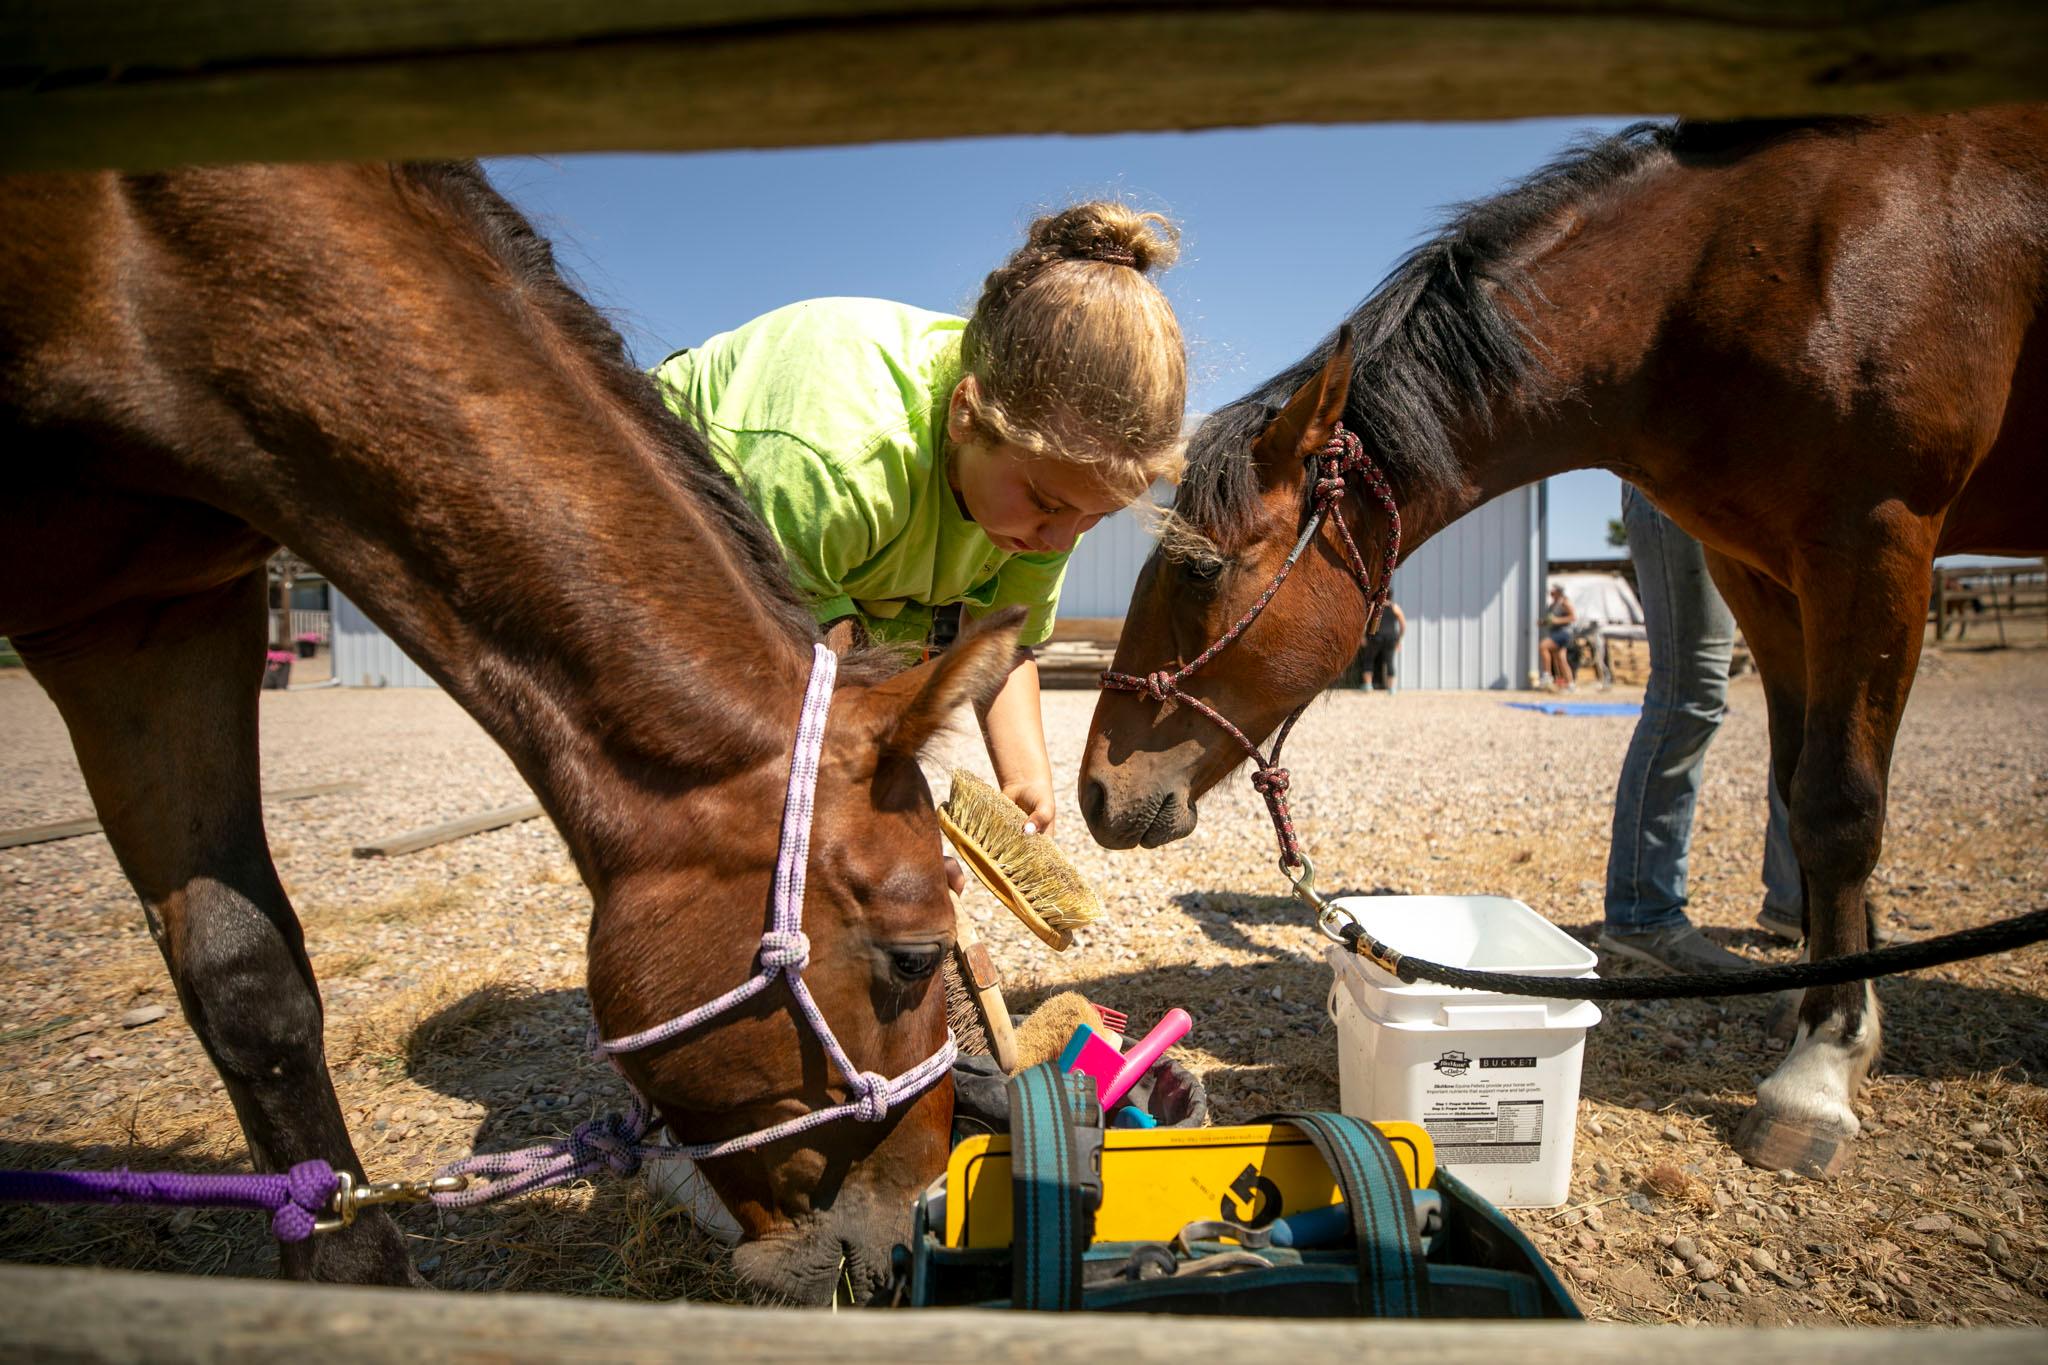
1084;110;2048;1177
0;162;1018;1302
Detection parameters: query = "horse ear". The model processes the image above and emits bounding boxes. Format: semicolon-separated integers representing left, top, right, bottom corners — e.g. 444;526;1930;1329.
869;608;1027;761
1253;324;1356;482
822;617;863;656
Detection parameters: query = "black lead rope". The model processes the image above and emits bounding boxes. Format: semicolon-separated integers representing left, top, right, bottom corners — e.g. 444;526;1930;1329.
1337;906;2048;1001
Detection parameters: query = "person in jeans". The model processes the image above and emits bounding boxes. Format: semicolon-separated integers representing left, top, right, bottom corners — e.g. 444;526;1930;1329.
1597;484;1804;972
1539;585;1577;688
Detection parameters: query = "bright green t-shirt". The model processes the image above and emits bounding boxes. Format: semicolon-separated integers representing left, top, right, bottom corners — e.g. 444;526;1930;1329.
654;298;1071;648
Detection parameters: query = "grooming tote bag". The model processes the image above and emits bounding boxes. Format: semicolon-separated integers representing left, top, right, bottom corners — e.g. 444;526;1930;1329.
905;1063;1579;1317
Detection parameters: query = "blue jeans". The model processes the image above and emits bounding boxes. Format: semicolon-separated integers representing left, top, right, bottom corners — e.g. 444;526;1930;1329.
1604;485;1801;932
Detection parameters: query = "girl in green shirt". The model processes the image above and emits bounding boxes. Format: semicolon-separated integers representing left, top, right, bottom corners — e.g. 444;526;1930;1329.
657;203;1186;841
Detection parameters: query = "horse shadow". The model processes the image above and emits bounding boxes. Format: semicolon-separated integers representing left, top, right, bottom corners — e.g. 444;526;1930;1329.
392;984;632;1159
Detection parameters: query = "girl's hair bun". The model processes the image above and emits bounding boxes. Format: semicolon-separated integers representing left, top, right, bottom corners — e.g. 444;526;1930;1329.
1025;202;1180;274
959;199;1188;493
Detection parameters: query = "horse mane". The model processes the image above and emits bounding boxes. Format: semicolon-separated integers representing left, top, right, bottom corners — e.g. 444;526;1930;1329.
1168;118;1870;559
387;161;848;665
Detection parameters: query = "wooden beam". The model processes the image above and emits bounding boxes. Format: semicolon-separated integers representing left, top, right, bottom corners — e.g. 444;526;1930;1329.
0;781;362;851
351;799;545;858
5;2;2046;173
1;1263;2042;1362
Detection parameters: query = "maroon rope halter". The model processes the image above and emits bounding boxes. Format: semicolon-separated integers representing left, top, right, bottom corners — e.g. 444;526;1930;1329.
1101;423;1400;881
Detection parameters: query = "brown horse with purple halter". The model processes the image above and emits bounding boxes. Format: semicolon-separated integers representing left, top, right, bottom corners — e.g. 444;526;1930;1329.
0;162;1019;1302
1084;110;2048;1177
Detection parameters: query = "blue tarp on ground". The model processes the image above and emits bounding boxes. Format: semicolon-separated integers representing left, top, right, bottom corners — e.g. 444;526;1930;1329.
1503;700;1643;718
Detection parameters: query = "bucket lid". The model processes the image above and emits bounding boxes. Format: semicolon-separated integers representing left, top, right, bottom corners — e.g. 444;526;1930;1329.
1327;894;1598;1000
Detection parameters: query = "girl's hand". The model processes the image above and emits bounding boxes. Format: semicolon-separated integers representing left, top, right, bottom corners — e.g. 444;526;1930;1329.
943;854;966;896
1001;778;1057;837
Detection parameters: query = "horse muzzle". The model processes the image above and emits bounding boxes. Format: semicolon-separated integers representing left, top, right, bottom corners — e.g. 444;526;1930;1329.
1080;772;1198;850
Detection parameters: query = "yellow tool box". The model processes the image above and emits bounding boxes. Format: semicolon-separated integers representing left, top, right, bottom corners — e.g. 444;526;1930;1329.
942;1120;1434;1248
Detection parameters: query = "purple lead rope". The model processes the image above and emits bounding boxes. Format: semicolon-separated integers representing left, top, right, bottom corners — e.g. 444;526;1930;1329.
0;1161;336;1242
432;643;957;1209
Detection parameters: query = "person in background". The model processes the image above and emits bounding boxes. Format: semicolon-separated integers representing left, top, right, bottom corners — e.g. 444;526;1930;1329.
1539;584;1577;689
1597;484;1807;973
657;203;1187;838
1357;599;1406;692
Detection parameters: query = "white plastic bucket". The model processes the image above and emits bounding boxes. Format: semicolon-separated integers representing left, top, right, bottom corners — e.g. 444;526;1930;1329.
1323;894;1601;1208
644;1149;744;1245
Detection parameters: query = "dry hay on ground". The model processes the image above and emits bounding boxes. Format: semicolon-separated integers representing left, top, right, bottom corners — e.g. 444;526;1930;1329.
0;646;2042;1323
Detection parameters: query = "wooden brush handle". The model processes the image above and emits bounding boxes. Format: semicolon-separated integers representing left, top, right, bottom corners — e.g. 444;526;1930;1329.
951;891;1019;1073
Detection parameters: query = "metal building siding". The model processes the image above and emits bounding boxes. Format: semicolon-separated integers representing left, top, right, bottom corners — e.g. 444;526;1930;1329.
330;485;1542;690
1387;485;1541;690
332;593;441;688
1056;500;1159;618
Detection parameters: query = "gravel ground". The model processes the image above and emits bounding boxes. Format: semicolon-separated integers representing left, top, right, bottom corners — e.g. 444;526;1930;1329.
1;644;2042;1322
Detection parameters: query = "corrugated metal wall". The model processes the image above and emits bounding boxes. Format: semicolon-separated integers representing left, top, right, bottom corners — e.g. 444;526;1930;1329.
1388;485;1542;690
332;593;439;688
1056;498;1162;618
333;485;1543;691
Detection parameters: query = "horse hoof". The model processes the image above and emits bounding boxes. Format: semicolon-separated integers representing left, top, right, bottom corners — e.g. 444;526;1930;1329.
1733;1106;1854;1178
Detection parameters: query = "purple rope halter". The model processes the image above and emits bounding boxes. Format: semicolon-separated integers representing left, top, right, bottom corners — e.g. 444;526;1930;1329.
1101;424;1400;878
433;643;957;1208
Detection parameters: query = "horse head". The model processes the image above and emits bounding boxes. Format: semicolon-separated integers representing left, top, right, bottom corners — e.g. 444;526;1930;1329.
584;612;1023;1305
1082;330;1372;850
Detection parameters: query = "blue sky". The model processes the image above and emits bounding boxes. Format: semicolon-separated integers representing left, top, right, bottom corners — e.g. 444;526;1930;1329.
486;116;1639;559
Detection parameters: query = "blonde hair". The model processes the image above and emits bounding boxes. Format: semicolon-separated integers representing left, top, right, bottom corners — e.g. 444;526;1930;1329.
956;202;1188;500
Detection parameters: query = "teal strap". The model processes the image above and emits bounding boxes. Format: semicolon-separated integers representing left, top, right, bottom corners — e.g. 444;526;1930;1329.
1007;1063;1097;1310
1266;1112;1430;1316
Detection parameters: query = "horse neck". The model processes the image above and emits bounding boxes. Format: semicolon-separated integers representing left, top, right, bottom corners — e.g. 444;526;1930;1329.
193;171;811;874
1375;223;1684;552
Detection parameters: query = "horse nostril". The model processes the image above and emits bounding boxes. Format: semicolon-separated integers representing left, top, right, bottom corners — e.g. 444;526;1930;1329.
1080;777;1108;831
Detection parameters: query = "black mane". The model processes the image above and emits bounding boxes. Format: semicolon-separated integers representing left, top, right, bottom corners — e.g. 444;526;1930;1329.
1175;118;1862;549
398;160;826;650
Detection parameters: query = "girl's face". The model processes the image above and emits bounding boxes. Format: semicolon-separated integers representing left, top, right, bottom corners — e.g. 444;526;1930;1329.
946;381;1131;555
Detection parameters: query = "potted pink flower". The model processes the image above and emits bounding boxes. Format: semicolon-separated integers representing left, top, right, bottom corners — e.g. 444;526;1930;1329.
263;650;295;690
294;631;320;659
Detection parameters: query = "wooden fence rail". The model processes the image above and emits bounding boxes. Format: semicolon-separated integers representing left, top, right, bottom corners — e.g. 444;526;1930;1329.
6;2;2048;173
1;1264;2042;1363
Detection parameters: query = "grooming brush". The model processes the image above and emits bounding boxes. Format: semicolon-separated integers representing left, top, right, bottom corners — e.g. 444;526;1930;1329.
1093;1004;1130;1039
946;890;1019;1073
1010;991;1110;1071
1100;1008;1192;1110
937;769;1101;952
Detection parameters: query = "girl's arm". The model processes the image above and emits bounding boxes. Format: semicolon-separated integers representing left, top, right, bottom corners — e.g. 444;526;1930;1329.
977;649;1057;834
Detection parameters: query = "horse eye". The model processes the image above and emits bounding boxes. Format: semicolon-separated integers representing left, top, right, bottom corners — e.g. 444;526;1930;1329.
1182;558;1224;584
889;947;941;981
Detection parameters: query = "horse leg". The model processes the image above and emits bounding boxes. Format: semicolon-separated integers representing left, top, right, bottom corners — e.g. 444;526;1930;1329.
1705;552;1810;1042
16;573;415;1283
1724;532;1934;1177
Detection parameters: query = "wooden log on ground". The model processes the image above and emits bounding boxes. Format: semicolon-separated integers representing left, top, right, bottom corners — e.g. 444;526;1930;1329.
351;798;545;858
5;2;2048;174
0;781;362;851
1;1263;2041;1363
1034;639;1119;689
1045;616;1124;645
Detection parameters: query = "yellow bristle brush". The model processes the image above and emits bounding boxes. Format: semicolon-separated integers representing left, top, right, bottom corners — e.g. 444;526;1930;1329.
937;768;1102;952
